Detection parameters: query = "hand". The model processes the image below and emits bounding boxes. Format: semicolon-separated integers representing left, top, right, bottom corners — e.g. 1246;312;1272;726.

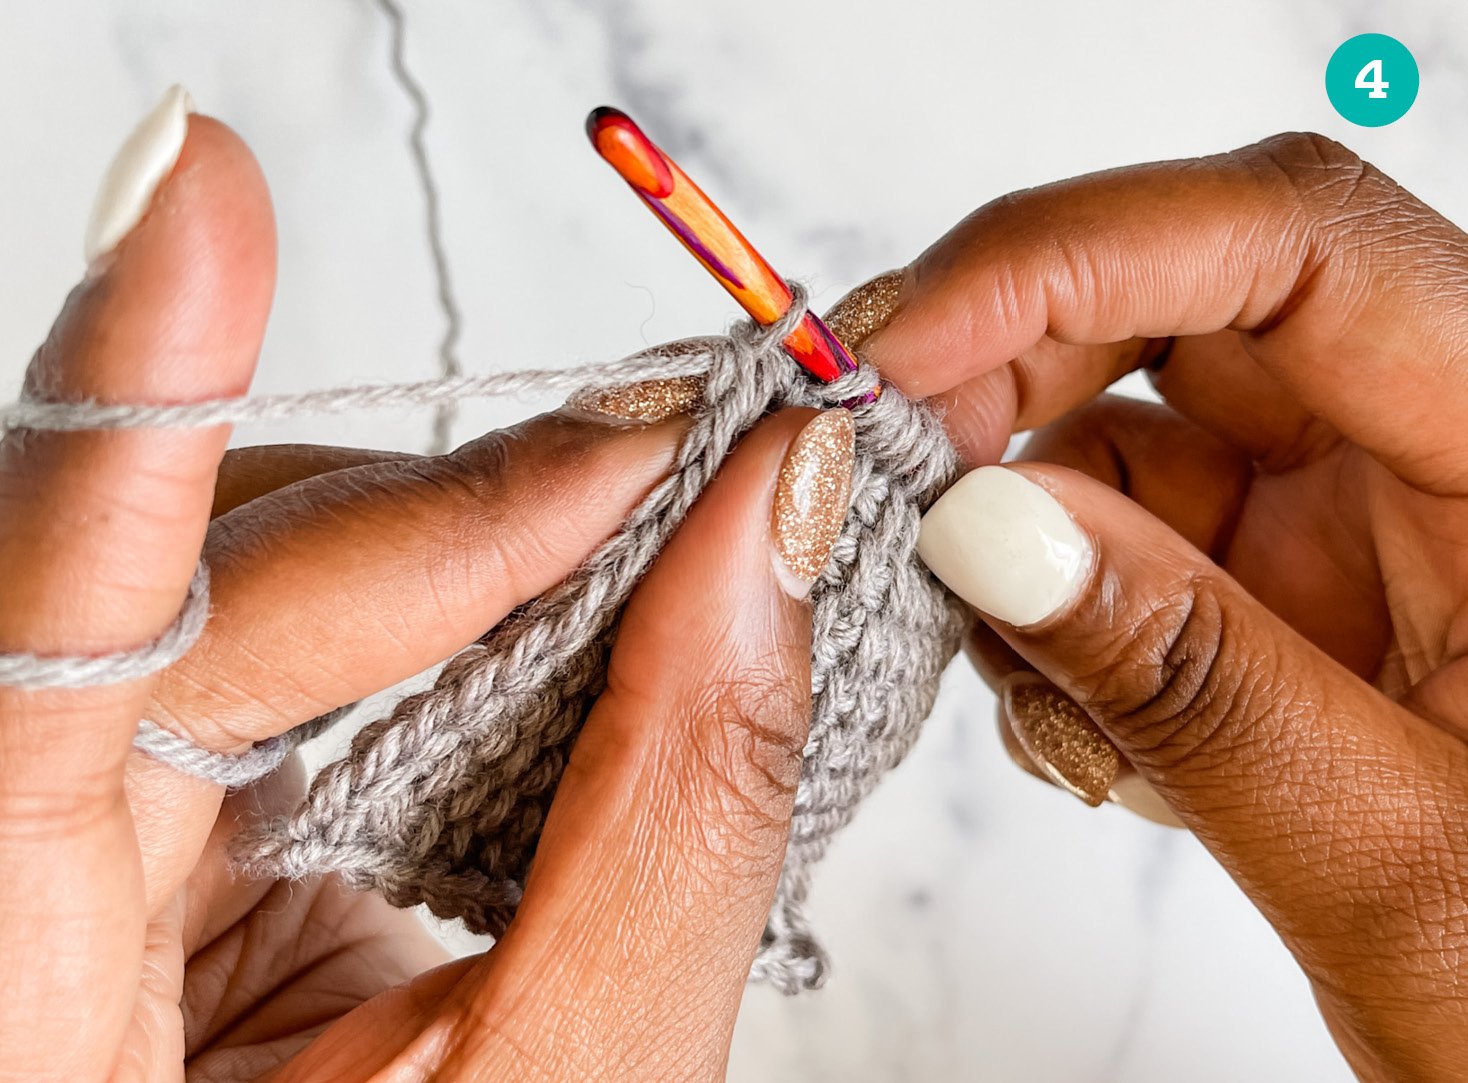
857;132;1468;1080
0;105;845;1081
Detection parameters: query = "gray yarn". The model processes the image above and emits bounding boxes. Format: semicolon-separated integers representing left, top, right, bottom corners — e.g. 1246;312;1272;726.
0;351;709;434
133;708;346;789
0;285;966;992
0;563;210;689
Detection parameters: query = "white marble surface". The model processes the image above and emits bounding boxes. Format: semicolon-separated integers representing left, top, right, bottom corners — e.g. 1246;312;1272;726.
3;1;1464;1078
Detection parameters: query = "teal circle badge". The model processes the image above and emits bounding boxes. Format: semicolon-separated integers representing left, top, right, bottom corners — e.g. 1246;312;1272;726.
1326;34;1418;126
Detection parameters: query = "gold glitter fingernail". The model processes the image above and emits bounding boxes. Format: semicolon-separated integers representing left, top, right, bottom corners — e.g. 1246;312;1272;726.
1002;673;1119;807
565;375;705;424
996;704;1051;784
771;410;855;598
822;270;905;351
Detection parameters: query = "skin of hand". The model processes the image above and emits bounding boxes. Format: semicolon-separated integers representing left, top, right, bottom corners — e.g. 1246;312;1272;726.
0;115;831;1082
859;132;1468;1081
12;104;1464;1083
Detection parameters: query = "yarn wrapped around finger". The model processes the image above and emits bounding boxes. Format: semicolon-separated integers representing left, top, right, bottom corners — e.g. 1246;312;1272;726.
0;284;966;994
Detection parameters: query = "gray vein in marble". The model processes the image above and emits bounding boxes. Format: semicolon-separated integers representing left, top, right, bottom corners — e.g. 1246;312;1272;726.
940;688;986;835
374;0;466;455
919;887;961;1082
571;0;894;282
574;0;746;191
792;223;895;283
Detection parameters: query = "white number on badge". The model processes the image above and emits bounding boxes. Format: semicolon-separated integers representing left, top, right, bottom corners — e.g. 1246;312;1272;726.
1355;58;1389;98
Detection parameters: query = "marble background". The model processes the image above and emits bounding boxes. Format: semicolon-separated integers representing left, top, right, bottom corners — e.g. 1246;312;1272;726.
4;1;1465;1078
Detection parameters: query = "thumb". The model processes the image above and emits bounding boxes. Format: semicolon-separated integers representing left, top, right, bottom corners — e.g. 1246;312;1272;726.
429;409;852;1080
916;467;1468;991
915;464;1398;825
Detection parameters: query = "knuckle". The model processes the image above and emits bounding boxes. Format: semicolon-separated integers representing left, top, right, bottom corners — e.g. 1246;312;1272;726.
1243;132;1440;252
1238;132;1468;372
1243;132;1380;235
1069;573;1275;770
445;412;611;491
1251;130;1366;183
406;448;511;516
1245;131;1369;206
443;424;524;481
433;417;646;589
0;775;118;844
673;662;810;861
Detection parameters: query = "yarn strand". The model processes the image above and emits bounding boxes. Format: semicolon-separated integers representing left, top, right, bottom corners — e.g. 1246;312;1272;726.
0;563;210;689
0;285;967;994
0;347;711;435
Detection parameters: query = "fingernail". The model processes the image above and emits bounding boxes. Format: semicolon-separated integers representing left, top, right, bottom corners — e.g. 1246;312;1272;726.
564;375;705;424
1002;673;1118;807
917;466;1091;627
84;84;194;267
1108;772;1186;828
822;269;905;351
771;409;855;598
995;703;1050;784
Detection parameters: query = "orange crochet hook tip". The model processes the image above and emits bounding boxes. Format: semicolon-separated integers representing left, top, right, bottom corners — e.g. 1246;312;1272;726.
587;106;874;401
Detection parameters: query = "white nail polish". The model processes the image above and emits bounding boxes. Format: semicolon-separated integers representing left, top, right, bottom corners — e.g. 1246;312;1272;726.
1108;773;1186;828
83;84;194;266
917;466;1091;627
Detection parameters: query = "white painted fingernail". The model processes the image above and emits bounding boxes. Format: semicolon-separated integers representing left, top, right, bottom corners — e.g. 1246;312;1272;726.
1108;772;1186;828
917;466;1090;627
84;84;194;267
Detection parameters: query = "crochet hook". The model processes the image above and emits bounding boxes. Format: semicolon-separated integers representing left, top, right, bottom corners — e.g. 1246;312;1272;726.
586;106;874;401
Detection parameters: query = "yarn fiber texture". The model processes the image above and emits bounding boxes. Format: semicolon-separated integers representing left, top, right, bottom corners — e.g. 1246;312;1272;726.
0;289;967;994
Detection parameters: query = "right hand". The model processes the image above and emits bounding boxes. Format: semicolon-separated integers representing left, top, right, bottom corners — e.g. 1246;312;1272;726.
858;132;1468;1080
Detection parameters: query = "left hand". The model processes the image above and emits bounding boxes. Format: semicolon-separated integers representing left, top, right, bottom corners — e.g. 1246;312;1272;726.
0;108;834;1082
175;409;820;1083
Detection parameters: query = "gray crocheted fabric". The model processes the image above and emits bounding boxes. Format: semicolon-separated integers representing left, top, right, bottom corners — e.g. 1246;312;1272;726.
0;292;967;993
229;305;968;993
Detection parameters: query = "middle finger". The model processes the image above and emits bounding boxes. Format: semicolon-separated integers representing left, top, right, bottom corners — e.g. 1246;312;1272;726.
134;406;689;910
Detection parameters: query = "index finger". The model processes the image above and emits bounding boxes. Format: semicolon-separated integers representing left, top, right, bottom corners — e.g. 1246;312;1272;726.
864;132;1468;494
0;97;275;1076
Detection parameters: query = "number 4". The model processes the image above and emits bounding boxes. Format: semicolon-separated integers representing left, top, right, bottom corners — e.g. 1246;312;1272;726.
1356;58;1389;98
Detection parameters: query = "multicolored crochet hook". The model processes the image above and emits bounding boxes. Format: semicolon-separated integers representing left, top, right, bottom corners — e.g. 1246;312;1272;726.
587;106;872;399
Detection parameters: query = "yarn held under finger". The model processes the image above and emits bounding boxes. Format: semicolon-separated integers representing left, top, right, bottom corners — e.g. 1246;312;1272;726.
230;289;966;993
0;285;966;995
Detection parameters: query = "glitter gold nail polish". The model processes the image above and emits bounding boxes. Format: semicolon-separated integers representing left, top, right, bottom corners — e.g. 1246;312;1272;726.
771;409;855;598
1002;673;1119;807
996;705;1051;784
823;270;905;351
565;375;705;424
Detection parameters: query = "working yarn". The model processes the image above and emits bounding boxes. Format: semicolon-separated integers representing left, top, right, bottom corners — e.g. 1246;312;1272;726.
0;287;967;993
